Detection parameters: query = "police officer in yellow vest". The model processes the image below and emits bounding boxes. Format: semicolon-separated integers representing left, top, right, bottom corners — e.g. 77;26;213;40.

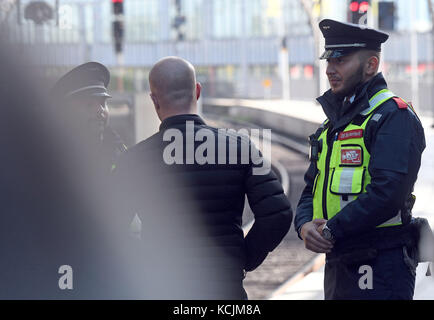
295;19;426;299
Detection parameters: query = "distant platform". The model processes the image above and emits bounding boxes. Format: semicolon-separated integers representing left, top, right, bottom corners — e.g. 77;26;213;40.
202;98;325;143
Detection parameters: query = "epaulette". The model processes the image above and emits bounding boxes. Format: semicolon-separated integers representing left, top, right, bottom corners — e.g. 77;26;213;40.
392;97;408;109
392;96;421;122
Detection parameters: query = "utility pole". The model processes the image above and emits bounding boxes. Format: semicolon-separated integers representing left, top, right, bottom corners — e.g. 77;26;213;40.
367;0;379;29
369;0;384;73
78;4;90;62
300;0;327;97
427;0;434;126
240;0;248;98
301;0;327;97
279;37;290;100
272;0;290;100
410;2;419;111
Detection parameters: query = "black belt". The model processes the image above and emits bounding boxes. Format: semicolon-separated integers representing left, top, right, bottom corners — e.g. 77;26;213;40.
327;224;416;264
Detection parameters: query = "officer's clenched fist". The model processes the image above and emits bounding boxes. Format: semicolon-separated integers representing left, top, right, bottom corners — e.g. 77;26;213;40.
300;219;334;253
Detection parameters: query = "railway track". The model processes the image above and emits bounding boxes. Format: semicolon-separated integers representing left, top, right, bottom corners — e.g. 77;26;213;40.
204;113;318;300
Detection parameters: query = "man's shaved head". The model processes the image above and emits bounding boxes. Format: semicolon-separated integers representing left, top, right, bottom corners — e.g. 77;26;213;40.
149;57;200;120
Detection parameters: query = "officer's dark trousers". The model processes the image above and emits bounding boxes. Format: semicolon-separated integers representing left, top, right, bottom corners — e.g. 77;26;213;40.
324;246;416;300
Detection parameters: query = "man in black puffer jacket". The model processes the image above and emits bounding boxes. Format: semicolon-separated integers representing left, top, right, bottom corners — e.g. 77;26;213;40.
113;57;292;299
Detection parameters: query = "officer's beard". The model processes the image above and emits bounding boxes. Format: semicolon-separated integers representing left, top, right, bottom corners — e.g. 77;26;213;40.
332;63;365;102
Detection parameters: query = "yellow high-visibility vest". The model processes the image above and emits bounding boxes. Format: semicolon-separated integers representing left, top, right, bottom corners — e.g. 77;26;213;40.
312;89;414;228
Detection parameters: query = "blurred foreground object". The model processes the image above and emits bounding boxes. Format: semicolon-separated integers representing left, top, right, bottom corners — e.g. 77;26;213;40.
0;35;145;299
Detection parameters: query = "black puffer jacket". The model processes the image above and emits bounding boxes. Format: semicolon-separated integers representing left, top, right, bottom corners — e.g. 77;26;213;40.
114;114;292;299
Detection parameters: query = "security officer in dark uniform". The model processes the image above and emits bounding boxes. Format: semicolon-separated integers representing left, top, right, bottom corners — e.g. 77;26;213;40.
0;43;145;297
51;62;127;172
295;19;426;299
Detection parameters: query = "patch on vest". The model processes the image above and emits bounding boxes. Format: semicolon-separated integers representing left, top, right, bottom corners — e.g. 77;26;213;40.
341;149;362;165
338;129;363;141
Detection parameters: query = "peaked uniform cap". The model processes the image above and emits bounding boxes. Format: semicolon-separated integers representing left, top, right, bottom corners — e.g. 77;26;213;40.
319;19;389;60
52;62;111;99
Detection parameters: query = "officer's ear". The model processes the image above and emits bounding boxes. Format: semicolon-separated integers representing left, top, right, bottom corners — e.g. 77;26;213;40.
364;54;380;77
195;82;202;101
150;93;159;110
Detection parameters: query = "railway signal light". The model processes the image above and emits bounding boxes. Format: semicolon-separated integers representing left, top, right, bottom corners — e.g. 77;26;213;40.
112;0;124;15
113;20;124;53
173;0;186;41
348;0;370;25
112;0;124;53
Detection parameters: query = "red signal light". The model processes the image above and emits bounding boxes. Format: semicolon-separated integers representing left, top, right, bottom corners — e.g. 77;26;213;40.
112;0;123;3
349;1;359;12
350;1;370;13
359;1;370;12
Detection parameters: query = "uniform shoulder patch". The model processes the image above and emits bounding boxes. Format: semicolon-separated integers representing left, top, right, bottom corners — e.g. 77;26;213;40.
392;97;408;109
371;113;382;122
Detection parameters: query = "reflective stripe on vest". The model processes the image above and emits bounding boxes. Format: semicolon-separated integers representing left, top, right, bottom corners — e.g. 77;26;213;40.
360;89;395;116
312;89;402;228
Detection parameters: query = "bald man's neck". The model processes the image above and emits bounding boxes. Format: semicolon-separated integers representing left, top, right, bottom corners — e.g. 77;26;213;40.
159;109;198;123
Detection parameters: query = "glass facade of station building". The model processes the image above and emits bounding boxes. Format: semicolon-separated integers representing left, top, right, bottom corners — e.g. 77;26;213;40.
2;0;434;108
2;0;318;99
5;0;311;42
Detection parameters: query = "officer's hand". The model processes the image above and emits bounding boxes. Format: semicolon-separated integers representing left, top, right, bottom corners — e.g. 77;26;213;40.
316;222;327;235
300;219;333;253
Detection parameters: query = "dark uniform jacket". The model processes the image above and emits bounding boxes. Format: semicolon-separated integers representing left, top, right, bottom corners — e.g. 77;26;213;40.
295;73;426;245
100;126;127;172
0;112;142;299
113;114;292;299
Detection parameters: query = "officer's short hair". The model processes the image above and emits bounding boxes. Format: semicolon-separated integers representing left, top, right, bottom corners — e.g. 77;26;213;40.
357;49;380;62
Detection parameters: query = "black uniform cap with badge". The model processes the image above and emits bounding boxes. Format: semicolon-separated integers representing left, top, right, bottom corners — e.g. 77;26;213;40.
319;19;389;60
51;62;112;102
